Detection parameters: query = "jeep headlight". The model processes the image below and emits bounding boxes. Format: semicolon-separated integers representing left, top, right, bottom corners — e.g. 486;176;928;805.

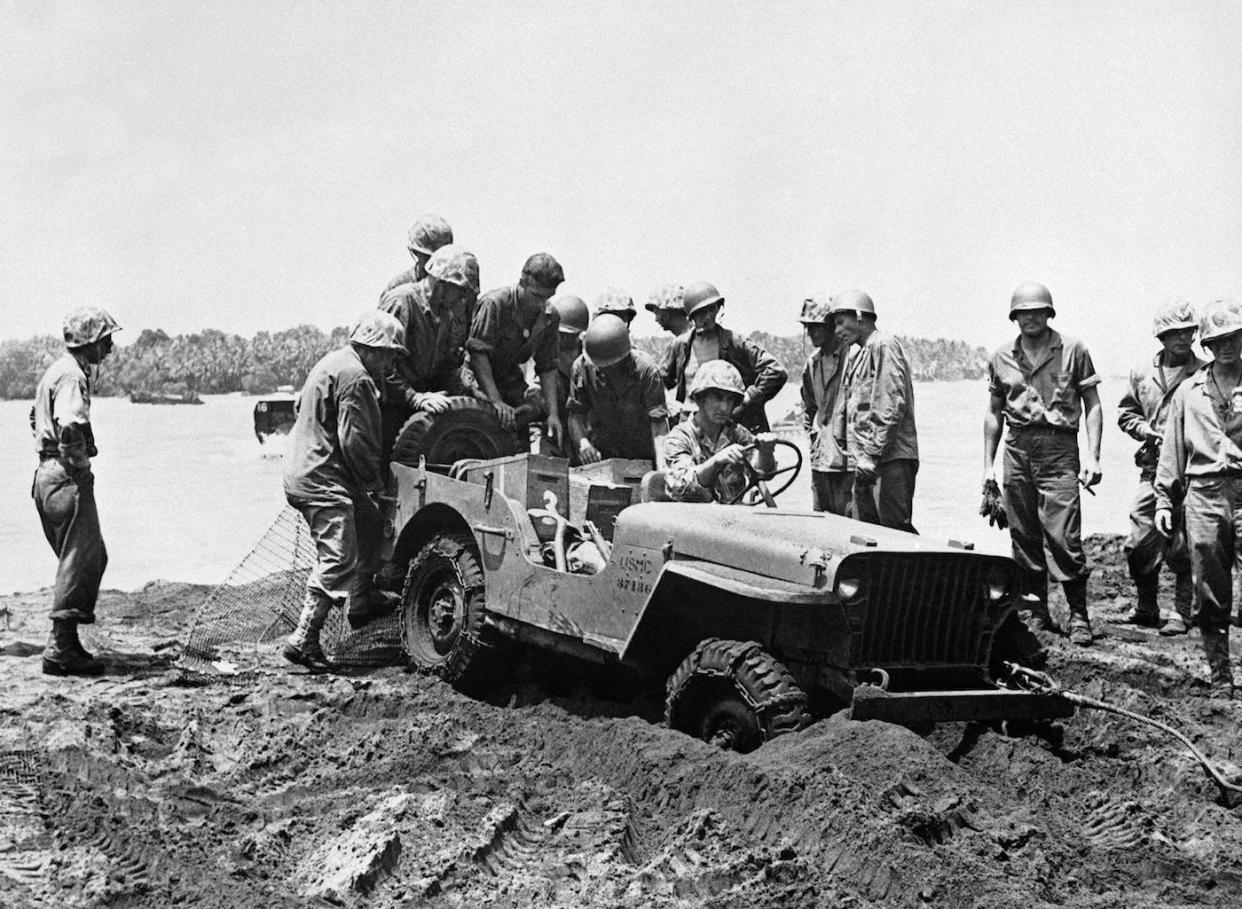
836;572;865;604
985;566;1012;604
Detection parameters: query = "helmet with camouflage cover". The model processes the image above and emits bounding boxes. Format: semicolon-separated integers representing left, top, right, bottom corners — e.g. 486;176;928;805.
829;290;877;318
1199;299;1242;346
1152;299;1197;338
688;359;745;402
426;244;480;295
1009;282;1056;319
683;281;725;317
583;314;631;368
645;283;685;313
798;294;834;325
63;306;121;348
552;294;589;334
594;286;636;320
349;310;407;352
407;214;453;256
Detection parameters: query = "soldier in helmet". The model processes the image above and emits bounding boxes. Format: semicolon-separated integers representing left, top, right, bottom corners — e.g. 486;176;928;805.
378;243;480;452
983;282;1103;646
380;214;454;298
663;360;757;503
832;291;919;532
282;311;407;671
466;252;566;446
593;288;637;325
799;294;853;516
31;306;121;676
666;282;787;432
1119;300;1204;635
646;284;689;340
543;293;590;462
1155;298;1242;698
568;300;670;468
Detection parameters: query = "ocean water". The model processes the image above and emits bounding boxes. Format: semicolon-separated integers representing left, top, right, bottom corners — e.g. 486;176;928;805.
0;382;1139;594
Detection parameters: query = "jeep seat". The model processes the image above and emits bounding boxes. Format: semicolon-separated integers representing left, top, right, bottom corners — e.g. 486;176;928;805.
639;470;672;503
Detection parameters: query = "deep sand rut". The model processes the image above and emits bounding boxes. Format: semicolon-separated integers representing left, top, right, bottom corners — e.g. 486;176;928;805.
1;535;1241;908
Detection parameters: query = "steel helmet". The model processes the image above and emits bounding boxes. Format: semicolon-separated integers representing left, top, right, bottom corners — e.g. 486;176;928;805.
683;281;725;317
688;359;745;401
593;286;636;320
582;314;631;368
552;294;590;334
798;294;834;325
426;244;480;295
63;306;121;348
349;310;407;352
407;214;453;256
645;283;685;313
1009;282;1056;319
1199;299;1242;345
1152;299;1198;338
829;290;877;318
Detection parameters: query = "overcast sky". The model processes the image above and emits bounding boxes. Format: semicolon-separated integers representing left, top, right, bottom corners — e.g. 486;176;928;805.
3;1;1241;377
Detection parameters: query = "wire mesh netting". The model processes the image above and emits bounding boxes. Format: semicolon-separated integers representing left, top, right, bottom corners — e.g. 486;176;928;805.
177;505;403;680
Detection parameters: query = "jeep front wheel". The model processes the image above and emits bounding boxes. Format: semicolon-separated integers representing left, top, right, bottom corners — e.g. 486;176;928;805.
665;638;812;753
400;532;510;693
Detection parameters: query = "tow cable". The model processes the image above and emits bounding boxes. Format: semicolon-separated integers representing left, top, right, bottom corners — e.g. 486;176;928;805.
1003;662;1242;801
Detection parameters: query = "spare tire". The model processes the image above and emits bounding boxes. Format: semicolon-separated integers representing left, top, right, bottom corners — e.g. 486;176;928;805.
390;396;521;468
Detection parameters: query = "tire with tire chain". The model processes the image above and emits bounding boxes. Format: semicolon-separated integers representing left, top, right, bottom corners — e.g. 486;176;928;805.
665;638;812;753
390;396;521;469
400;531;512;693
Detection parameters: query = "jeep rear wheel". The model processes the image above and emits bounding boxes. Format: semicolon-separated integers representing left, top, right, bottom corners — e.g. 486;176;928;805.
665;638;812;753
400;532;511;693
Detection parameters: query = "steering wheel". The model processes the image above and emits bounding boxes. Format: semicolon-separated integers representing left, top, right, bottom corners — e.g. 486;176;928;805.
724;438;803;507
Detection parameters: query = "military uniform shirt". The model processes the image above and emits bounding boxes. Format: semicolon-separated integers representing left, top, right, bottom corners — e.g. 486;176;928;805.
466;285;560;407
1118;352;1205;444
987;329;1100;433
567;350;669;461
663;419;755;503
284;346;386;505
379;278;470;404
841;330;919;468
380;266;418;300
801;345;849;473
32;352;96;466
1155;364;1242;511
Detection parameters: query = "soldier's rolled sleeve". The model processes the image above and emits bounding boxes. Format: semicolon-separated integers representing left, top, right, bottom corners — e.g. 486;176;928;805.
1117;372;1150;440
566;359;591;415
466;296;501;354
741;337;788;405
532;311;560;376
1070;342;1101;391
1154;390;1187;512
337;376;385;494
641;368;669;420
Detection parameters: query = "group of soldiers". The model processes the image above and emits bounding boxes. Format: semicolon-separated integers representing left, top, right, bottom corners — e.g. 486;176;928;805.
26;213;1241;698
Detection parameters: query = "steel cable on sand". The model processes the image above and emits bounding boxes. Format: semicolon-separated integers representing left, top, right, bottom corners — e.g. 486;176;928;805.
1003;662;1242;800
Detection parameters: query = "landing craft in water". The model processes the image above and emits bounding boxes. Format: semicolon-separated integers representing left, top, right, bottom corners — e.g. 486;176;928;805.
253;386;297;444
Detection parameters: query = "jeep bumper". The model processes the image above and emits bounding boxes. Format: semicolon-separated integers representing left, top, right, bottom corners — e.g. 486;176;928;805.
849;684;1075;725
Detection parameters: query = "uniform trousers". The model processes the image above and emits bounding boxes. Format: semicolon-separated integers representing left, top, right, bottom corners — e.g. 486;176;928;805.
1002;427;1087;592
32;459;108;623
289;494;386;609
853;459;917;533
1183;475;1242;632
811;470;854;517
1125;477;1190;579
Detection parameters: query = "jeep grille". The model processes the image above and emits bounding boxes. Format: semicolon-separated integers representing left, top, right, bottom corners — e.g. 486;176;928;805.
843;554;991;670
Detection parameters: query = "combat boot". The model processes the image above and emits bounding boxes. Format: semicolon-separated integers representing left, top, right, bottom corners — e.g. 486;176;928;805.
1064;577;1093;646
41;620;105;677
1160;572;1193;636
1202;627;1235;699
1018;573;1060;634
1125;574;1161;627
284;594;334;673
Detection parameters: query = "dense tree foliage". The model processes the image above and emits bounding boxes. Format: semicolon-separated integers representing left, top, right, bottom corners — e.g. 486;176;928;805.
0;326;348;399
1;325;985;400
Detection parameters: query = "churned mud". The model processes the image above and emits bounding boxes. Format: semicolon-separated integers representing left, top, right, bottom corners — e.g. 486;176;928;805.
2;535;1241;908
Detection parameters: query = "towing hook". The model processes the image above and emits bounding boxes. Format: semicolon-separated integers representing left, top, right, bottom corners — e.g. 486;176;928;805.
861;667;890;691
1002;661;1059;694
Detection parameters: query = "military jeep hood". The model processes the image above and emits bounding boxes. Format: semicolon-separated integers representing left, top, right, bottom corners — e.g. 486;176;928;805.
613;503;987;589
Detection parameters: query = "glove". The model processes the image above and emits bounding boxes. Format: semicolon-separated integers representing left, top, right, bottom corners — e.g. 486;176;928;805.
979;478;1008;529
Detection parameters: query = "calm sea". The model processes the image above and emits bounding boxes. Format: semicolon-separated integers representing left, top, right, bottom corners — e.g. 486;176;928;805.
0;382;1139;594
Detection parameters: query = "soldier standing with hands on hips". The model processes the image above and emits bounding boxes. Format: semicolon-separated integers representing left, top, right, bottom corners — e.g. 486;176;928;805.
1155;298;1242;698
